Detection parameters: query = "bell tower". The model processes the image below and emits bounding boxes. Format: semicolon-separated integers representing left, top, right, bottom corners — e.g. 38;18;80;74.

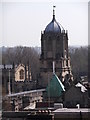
39;6;73;88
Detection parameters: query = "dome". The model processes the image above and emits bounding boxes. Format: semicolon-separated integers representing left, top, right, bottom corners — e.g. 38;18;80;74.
45;19;61;33
44;6;64;33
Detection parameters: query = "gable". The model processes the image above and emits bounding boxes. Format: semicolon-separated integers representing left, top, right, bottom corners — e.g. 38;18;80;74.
15;64;25;81
15;64;25;72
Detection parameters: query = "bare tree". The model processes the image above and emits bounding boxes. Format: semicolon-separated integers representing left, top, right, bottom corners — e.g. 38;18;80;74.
2;46;40;80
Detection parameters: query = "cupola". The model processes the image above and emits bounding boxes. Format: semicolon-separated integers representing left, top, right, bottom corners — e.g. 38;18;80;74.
45;6;63;33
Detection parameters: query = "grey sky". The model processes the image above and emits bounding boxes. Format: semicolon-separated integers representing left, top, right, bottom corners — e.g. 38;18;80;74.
1;0;88;47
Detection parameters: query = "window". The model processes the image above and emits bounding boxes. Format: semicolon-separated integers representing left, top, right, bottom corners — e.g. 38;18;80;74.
47;36;52;51
19;69;24;79
56;53;60;59
56;36;61;55
48;61;52;68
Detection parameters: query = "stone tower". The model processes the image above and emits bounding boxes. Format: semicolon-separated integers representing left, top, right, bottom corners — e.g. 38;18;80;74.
39;6;73;88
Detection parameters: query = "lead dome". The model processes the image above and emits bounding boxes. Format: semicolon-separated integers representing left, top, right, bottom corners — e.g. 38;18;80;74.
45;6;64;33
45;18;61;33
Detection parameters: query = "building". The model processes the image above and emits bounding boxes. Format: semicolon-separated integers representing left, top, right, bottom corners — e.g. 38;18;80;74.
39;6;73;88
15;64;32;82
14;64;33;92
1;64;15;95
1;63;33;95
2;108;90;120
63;83;88;108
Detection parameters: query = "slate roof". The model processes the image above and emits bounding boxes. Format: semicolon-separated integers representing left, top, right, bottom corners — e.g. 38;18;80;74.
46;73;65;97
45;19;61;33
45;9;64;33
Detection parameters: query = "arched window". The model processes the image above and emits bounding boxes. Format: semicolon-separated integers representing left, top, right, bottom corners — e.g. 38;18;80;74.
19;69;24;79
56;36;62;58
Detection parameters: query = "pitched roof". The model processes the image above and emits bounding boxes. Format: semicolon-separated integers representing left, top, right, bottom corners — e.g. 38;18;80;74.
46;73;65;97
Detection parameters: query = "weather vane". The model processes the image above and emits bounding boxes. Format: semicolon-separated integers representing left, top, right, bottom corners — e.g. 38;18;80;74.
53;5;56;19
53;5;56;8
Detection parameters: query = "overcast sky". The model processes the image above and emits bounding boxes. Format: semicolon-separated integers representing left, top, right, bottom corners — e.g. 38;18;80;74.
0;0;89;47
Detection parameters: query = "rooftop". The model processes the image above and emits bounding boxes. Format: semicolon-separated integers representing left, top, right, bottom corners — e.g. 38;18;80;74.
46;73;65;97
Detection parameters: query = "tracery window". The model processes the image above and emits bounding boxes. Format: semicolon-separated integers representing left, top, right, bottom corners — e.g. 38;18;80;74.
19;69;24;79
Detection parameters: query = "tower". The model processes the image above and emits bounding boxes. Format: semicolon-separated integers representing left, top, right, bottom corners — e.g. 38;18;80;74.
39;6;73;88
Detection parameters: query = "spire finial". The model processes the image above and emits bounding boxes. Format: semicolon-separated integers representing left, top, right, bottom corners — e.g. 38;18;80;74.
53;5;56;20
53;61;55;74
